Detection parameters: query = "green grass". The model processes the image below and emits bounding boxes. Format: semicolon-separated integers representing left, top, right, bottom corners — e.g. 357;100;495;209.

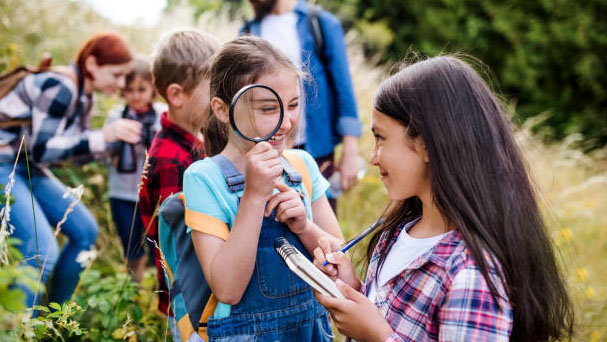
0;2;605;340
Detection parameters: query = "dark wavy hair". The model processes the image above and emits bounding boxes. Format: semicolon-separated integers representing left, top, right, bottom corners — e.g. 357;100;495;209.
367;55;574;341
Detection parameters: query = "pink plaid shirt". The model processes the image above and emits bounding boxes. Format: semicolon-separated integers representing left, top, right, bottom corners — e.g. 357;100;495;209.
360;221;513;342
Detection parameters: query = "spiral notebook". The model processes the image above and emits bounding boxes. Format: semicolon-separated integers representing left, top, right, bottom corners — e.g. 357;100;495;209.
274;237;345;299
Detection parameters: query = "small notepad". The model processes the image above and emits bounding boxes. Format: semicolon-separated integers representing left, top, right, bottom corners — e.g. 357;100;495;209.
274;237;345;299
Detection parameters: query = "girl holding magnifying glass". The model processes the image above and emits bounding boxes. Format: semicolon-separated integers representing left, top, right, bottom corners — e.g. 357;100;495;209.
183;36;343;341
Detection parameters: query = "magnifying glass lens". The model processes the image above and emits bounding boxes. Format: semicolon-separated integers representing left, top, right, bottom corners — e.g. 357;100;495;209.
231;85;283;142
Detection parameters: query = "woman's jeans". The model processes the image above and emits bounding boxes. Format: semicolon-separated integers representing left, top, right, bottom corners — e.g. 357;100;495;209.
0;162;98;308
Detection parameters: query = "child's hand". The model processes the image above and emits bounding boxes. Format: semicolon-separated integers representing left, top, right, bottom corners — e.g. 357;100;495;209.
265;182;307;234
313;237;360;290
314;280;394;342
243;142;283;201
103;118;142;144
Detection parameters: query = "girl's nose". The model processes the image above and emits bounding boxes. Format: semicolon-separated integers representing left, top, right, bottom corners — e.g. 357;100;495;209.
369;148;379;166
281;110;296;131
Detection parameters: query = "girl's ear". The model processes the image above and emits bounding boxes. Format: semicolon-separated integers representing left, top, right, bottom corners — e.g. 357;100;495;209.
414;137;430;163
210;97;229;124
166;83;184;108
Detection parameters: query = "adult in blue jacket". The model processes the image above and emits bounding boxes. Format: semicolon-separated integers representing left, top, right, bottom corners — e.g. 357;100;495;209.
243;0;362;209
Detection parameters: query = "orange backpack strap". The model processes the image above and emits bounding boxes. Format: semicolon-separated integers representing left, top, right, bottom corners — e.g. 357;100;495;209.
184;208;230;241
180;194;224;340
183;191;231;241
282;150;313;200
197;294;218;340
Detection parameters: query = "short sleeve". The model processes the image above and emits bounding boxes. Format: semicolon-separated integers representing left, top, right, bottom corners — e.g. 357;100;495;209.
293;149;330;203
183;160;233;237
438;266;513;341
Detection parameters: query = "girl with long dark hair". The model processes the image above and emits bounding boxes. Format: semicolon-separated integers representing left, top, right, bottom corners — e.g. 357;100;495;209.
314;55;574;341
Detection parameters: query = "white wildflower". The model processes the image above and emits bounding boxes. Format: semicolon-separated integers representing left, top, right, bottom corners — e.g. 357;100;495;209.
75;248;97;268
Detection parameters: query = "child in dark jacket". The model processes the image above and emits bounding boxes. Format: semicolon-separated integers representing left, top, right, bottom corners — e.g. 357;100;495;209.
104;58;165;283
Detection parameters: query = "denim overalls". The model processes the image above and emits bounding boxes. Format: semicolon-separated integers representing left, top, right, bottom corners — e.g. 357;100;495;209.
208;155;333;342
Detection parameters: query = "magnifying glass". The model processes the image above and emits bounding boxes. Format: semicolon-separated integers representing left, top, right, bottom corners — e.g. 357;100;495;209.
229;84;284;143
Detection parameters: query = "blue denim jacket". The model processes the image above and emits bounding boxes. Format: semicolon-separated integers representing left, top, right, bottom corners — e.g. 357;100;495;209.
241;0;362;158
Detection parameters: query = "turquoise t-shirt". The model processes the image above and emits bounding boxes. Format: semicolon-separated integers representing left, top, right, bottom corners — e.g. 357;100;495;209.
183;149;330;318
183;149;329;232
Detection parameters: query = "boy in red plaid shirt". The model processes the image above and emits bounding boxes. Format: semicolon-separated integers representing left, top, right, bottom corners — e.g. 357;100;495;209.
138;28;219;340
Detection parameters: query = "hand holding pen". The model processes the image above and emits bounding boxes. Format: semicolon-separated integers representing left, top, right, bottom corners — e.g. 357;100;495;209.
322;219;385;267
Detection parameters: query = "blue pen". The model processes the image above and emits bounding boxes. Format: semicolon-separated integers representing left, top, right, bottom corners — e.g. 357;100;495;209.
322;218;385;267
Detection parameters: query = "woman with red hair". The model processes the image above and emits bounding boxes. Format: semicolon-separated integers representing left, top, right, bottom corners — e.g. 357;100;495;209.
0;33;141;310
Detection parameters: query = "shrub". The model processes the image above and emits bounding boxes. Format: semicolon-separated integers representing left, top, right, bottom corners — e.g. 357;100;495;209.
319;0;607;149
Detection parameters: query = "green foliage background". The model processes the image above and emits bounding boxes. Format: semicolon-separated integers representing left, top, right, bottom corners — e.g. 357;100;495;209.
175;0;607;148
0;0;606;341
317;0;607;149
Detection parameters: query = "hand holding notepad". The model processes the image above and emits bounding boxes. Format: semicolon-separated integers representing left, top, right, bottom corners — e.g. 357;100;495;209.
274;237;345;299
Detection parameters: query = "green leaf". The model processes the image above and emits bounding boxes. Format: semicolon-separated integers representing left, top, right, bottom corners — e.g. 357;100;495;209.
49;302;62;311
0;288;25;311
99;300;110;314
133;305;142;321
101;315;111;329
33;305;50;313
87;296;98;308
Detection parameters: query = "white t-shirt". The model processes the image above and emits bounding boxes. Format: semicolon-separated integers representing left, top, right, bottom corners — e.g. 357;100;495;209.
260;12;302;68
260;12;307;145
367;218;450;302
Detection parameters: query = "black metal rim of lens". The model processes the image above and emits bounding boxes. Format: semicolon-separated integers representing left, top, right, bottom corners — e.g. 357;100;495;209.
229;84;284;143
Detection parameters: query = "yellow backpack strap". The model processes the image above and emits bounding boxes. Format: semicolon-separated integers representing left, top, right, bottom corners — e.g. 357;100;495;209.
183;191;229;241
177;314;195;342
197;294;218;340
282;150;313;200
181;194;225;341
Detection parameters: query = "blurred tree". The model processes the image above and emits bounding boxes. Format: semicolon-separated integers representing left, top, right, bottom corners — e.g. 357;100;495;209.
167;0;247;19
0;0;112;72
136;0;607;148
320;0;607;149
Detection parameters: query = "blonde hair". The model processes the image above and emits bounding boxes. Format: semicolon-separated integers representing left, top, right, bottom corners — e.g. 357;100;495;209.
152;28;220;101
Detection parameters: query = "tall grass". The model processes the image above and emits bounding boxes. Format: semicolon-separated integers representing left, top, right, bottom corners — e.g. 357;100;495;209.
0;1;604;340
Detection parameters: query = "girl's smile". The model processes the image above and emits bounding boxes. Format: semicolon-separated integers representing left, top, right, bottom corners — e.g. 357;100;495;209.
241;70;300;154
370;109;430;201
378;168;388;181
268;133;285;145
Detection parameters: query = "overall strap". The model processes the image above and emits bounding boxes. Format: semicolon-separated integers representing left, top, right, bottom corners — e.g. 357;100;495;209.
280;156;303;186
282;150;313;199
210;155;245;192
